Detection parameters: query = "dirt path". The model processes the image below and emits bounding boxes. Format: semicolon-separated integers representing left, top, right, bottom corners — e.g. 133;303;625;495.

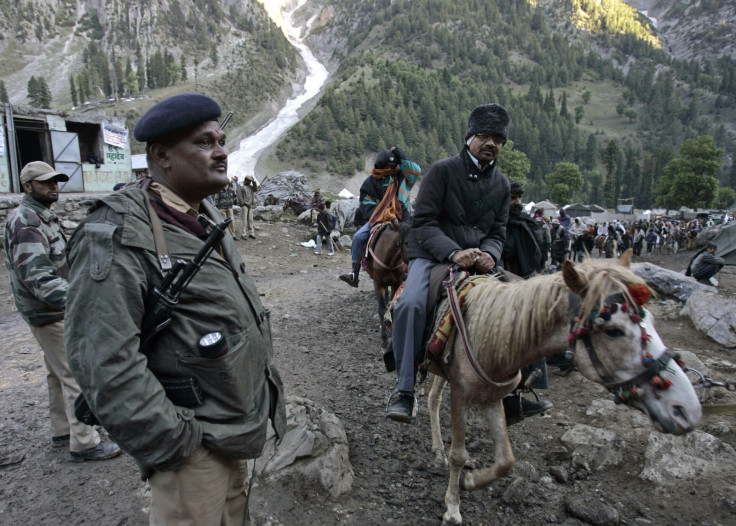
1;219;735;525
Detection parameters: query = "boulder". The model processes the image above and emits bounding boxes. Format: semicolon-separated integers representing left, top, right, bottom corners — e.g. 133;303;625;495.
640;430;736;485
258;171;314;205
256;396;354;498
631;262;715;302
332;198;359;232
680;290;736;348
560;424;625;471
254;205;284;222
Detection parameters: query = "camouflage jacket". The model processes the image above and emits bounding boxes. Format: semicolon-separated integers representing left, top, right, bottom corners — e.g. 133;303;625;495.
214;184;236;209
4;195;68;326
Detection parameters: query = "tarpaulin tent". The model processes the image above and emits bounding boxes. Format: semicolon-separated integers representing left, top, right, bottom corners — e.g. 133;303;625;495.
711;221;736;265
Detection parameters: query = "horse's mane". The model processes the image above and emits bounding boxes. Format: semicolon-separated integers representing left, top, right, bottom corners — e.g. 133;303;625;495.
464;260;649;369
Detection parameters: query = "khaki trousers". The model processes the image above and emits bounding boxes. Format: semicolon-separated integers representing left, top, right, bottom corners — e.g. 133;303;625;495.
149;445;250;526
219;208;237;238
240;206;255;237
29;320;100;451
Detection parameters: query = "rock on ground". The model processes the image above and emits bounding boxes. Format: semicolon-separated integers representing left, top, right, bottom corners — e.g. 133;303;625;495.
257;395;354;498
560;424;625;471
680;290;736;348
640;430;736;485
631;262;715;303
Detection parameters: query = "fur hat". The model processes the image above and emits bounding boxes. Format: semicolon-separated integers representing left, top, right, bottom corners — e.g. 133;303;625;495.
134;93;222;142
374;150;398;169
465;103;510;142
509;180;524;196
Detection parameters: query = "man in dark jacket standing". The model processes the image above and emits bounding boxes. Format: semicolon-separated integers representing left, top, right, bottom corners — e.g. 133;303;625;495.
499;180;552;424
386;104;511;422
65;94;286;525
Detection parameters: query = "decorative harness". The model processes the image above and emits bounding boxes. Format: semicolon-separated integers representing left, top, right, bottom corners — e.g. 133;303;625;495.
565;284;685;406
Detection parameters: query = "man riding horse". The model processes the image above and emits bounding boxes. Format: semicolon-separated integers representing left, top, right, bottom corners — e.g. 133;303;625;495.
385;103;511;422
338;147;421;287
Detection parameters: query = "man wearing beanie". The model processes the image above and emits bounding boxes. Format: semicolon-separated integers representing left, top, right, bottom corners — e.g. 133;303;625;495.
65;93;286;524
386;104;511;422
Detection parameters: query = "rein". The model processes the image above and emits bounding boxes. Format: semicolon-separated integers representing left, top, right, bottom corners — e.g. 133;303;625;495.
566;290;684;405
367;224;407;272
444;266;521;389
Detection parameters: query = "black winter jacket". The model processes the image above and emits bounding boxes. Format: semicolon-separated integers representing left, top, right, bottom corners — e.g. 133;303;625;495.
408;146;510;263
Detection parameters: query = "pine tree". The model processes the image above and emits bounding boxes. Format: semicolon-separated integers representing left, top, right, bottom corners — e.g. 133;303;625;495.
181;55;188;82
559;91;570;120
0;80;8;103
36;77;52;108
27;76;39;106
69;76;78;107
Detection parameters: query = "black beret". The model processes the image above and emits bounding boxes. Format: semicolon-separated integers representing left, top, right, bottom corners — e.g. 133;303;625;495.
465;103;510;142
374;150;398;169
509;180;525;195
134;93;222;142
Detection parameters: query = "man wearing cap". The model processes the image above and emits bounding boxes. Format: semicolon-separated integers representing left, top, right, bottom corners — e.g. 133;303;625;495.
339;147;421;287
385;104;511;422
237;175;259;239
4;161;121;462
686;242;725;286
64;94;286;524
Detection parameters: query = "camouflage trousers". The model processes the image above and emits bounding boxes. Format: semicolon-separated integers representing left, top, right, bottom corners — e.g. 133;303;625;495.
29;320;100;452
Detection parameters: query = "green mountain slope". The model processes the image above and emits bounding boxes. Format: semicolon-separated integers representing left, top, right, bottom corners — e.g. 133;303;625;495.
275;0;735;207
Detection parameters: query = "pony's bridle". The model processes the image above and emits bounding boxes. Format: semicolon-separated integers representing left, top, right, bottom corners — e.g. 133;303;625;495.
566;288;685;406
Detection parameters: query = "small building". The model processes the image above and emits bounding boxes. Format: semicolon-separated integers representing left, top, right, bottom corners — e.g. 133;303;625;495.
1;103;132;193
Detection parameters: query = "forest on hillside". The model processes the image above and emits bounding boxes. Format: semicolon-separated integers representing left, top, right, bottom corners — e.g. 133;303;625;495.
277;0;736;209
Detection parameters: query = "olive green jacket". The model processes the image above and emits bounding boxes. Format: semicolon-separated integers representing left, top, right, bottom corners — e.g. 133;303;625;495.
65;188;286;477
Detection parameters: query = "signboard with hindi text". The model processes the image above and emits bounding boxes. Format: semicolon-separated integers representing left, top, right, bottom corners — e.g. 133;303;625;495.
102;122;128;148
82;142;132;192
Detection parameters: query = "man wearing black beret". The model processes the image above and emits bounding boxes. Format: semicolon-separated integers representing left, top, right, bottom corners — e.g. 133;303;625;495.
386;103;511;423
65;93;286;524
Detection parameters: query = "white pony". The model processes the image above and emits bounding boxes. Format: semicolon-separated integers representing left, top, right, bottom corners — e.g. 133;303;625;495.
426;251;701;524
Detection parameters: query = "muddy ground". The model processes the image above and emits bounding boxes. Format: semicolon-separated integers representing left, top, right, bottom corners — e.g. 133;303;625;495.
1;218;735;526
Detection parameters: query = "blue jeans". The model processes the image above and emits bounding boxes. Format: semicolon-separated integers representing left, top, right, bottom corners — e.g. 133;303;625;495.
351;222;371;263
391;258;435;393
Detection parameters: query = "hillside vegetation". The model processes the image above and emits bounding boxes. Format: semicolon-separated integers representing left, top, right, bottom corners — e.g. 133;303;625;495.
0;0;298;151
276;0;736;209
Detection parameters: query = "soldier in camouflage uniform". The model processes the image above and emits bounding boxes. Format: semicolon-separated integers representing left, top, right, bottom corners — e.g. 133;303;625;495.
214;179;237;239
4;161;121;462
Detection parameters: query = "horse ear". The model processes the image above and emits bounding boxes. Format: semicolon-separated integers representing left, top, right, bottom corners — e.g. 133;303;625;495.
619;248;633;267
562;260;588;296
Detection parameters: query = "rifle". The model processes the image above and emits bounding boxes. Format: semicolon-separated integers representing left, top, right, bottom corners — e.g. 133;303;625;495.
139;216;232;351
74;216;232;425
220;111;234;130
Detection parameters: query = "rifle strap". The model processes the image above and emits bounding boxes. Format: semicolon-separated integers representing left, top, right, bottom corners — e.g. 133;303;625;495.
145;196;173;272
